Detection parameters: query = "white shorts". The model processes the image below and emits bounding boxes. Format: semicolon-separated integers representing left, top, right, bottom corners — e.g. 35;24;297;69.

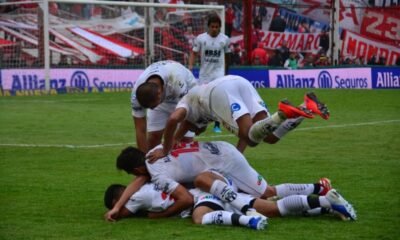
147;103;195;137
215;142;268;197
209;78;269;135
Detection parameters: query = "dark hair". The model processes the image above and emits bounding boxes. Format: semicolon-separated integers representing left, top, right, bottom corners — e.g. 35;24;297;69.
207;14;221;27
104;184;126;209
116;146;146;174
136;82;159;108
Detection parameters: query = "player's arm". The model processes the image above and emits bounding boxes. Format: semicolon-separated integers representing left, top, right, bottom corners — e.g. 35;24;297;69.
224;52;231;75
189;51;198;71
134;116;148;153
236;138;248;153
104;175;149;222
147;108;188;163
147;184;194;219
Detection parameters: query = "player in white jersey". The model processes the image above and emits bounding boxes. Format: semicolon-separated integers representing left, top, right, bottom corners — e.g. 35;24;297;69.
131;60;197;153
146;75;329;159
189;14;231;133
104;141;351;222
189;14;230;85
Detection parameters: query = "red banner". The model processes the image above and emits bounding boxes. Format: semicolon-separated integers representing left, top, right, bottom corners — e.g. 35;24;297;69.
341;30;400;65
261;31;321;53
360;8;400;44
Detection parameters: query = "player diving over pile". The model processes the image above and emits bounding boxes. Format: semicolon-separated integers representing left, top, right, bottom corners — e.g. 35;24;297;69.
145;75;330;161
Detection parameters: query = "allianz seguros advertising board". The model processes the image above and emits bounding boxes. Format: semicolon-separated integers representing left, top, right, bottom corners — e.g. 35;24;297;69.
268;68;372;89
1;69;143;94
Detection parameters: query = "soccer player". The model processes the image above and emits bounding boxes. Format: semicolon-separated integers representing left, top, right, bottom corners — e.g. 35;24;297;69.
189;14;231;133
131;60;197;153
103;141;354;222
146;75;329;158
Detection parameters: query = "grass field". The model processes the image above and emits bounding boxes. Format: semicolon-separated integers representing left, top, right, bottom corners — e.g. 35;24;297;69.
1;89;399;240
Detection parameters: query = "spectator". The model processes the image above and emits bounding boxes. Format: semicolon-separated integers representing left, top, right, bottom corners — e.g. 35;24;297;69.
253;15;262;30
297;19;310;33
315;53;331;66
284;52;304;69
251;42;268;65
225;4;235;37
269;11;286;32
367;54;378;65
319;29;329;54
303;54;315;68
278;40;290;63
268;49;284;67
378;56;386;65
231;43;243;65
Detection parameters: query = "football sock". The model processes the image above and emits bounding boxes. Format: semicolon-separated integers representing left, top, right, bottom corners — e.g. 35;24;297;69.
272;117;304;139
277;195;311;216
318;196;331;208
304;207;323;216
210;179;250;213
248;113;283;143
275;183;316;197
201;211;254;227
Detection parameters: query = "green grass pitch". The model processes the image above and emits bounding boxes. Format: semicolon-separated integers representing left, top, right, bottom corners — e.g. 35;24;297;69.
0;89;399;240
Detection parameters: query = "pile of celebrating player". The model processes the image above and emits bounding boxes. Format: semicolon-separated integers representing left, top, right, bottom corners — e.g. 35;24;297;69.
103;15;356;231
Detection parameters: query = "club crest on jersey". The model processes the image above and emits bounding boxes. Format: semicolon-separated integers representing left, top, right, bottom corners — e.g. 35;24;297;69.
203;142;220;155
231;103;241;112
154;182;170;193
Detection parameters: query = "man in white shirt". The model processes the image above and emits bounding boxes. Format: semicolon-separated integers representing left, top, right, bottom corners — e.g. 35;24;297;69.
189;14;231;133
131;60;197;153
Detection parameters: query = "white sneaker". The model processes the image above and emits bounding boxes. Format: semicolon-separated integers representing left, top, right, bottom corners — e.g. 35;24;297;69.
326;189;357;221
246;208;268;230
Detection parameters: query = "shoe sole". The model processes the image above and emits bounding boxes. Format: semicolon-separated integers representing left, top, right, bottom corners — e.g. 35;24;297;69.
305;92;330;120
279;100;314;119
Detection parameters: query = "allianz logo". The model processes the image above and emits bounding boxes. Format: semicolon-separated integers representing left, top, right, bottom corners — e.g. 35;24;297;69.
275;70;368;89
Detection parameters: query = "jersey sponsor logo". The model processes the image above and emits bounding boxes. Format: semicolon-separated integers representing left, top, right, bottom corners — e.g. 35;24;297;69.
231;103;241;112
154;182;170;193
70;71;90;89
203;142;220;155
204;49;222;57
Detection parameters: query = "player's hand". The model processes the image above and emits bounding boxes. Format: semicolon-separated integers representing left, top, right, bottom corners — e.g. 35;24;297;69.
146;149;167;164
104;208;119;222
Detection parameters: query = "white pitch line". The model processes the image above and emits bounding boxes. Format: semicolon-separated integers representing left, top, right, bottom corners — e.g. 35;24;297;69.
1;119;399;149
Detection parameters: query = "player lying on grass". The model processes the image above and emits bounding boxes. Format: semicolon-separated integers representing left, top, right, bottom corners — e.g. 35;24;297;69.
131;60;197;153
104;141;356;222
146;75;329;160
104;176;355;231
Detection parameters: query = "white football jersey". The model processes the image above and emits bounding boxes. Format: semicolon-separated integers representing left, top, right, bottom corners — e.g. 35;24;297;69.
192;32;231;84
124;183;175;214
145;141;267;197
131;60;197;118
